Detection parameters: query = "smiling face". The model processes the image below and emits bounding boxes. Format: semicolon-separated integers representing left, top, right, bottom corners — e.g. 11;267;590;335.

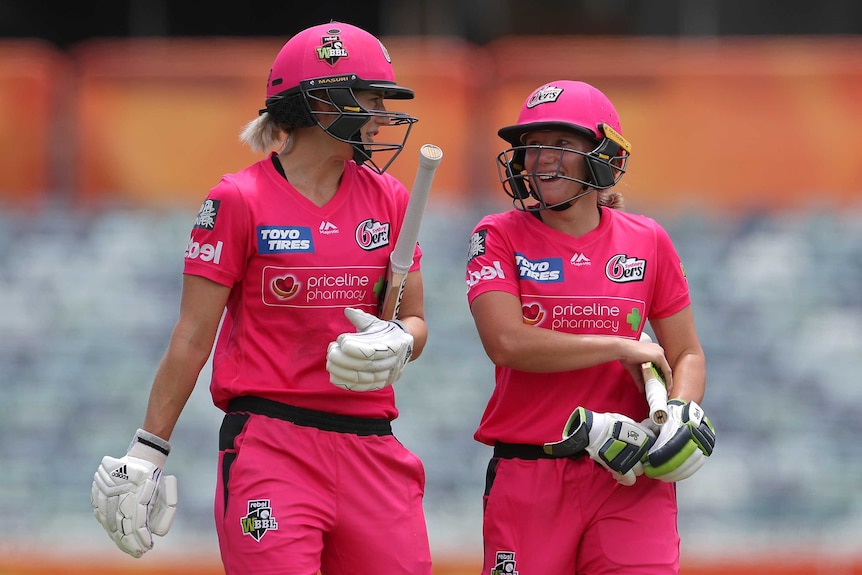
520;129;597;208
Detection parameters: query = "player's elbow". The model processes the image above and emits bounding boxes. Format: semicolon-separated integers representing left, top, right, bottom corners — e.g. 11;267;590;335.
479;332;523;368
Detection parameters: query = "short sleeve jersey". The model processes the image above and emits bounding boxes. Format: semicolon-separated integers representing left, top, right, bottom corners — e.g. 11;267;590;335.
465;207;689;446
184;154;421;420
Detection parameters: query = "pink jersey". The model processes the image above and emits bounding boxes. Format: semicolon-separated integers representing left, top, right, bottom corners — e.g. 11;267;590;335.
466;207;689;446
184;153;421;419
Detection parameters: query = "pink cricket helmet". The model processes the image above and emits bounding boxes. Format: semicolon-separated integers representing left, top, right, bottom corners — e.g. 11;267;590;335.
495;80;632;208
498;80;623;146
266;21;414;100
261;22;417;173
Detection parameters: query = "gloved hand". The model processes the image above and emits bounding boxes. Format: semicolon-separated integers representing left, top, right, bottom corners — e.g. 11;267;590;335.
544;407;656;486
643;399;716;482
91;429;178;558
326;307;413;391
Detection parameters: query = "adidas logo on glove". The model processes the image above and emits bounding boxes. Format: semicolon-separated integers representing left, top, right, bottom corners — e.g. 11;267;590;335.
110;465;129;481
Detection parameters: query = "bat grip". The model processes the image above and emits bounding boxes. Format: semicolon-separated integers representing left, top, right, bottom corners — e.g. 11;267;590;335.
643;362;669;426
388;258;411;277
390;164;436;269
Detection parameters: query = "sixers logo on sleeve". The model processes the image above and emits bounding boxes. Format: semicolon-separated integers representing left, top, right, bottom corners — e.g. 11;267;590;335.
466;230;508;289
467;229;487;263
194;199;220;230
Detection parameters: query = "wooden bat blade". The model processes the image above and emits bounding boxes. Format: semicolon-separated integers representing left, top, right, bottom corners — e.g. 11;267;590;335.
379;269;409;323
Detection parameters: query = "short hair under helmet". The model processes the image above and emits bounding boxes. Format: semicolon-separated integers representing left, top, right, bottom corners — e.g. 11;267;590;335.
262;22;417;173
496;80;632;211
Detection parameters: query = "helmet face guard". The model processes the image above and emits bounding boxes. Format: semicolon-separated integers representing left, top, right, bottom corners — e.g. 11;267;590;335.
300;78;417;174
496;81;631;211
262;22;417;173
497;123;630;211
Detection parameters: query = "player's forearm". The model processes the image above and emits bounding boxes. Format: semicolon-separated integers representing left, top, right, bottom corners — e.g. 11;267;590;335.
483;327;631;373
665;350;706;403
142;333;213;440
399;315;428;360
392;271;427;360
142;375;195;442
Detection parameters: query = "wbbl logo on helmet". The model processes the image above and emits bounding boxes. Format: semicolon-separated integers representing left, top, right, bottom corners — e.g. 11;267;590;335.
526;85;563;108
317;32;349;66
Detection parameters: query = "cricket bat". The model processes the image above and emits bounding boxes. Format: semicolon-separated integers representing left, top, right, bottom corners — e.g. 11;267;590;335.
640;332;669;425
643;362;669;425
378;143;443;320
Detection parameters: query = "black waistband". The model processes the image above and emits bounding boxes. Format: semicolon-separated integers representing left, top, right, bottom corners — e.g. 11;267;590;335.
227;396;393;436
494;442;586;460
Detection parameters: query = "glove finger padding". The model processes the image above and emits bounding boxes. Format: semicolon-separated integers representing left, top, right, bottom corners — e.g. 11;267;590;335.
326;350;390;391
643;399;716;482
149;474;178;536
92;455;161;558
545;407;656;486
326;308;413;392
325;344;404;372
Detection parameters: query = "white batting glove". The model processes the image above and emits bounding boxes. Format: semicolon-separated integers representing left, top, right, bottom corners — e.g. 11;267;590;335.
544;407;656;486
91;429;178;558
643;399;716;482
326;307;413;392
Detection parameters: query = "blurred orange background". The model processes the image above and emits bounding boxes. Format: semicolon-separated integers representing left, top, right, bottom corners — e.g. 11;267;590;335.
2;36;861;212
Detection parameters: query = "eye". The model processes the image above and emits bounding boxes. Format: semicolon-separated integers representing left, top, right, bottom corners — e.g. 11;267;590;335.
366;93;386;110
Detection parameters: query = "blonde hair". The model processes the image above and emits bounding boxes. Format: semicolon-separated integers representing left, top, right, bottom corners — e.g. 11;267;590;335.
239;112;288;154
598;189;625;210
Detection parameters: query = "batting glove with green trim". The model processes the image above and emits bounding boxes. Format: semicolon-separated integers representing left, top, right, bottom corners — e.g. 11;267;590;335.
643;399;716;482
545;407;657;486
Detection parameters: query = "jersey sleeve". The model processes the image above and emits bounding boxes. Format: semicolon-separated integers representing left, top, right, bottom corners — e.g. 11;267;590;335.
649;221;691;318
411;242;422;272
465;215;519;306
183;176;253;287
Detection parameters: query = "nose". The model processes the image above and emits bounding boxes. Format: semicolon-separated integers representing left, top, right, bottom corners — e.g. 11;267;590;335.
532;147;562;168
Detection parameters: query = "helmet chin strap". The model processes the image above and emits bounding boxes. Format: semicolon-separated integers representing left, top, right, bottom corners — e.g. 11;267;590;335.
538;185;596;212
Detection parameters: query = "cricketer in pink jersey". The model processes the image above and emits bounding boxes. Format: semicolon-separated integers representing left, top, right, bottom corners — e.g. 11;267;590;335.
91;22;433;575
466;81;715;574
186;155;421;420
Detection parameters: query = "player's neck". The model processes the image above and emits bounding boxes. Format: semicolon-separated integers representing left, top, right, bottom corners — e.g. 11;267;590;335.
277;147;347;207
540;202;601;238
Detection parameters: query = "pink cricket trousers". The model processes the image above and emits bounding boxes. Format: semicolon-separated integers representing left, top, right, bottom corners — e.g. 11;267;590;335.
483;444;680;574
215;397;432;575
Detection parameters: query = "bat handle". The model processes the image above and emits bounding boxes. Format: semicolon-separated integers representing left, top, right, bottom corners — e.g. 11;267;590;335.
643;362;669;426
